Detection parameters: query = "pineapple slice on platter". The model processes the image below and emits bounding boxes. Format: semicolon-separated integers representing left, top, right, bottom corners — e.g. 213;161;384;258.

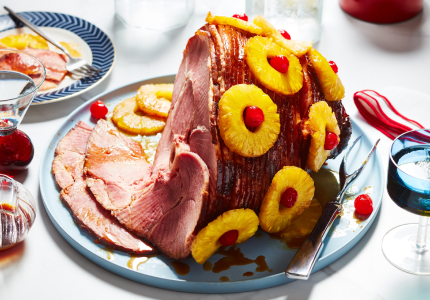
306;101;341;172
205;12;264;35
112;97;165;135
307;48;345;101
191;209;259;264
136;84;173;118
253;16;312;57
259;166;315;233
218;84;280;157
245;36;303;95
275;198;322;240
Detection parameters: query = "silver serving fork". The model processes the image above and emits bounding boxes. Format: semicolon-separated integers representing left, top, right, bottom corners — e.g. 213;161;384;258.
4;6;102;78
285;136;380;280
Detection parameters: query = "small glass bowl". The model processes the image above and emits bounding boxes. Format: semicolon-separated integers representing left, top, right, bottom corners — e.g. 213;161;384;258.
0;175;36;251
0;49;46;136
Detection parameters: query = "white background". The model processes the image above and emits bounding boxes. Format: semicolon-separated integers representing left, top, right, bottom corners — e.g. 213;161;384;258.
1;0;430;299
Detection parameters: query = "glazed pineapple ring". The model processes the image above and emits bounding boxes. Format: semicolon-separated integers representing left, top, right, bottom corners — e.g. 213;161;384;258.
112;97;166;135
218;84;280;157
306;101;341;172
136;84;173;118
276;198;322;240
191;208;259;264
253;16;312;57
205;12;264;35
307;48;345;101
259;166;315;233
245;36;303;95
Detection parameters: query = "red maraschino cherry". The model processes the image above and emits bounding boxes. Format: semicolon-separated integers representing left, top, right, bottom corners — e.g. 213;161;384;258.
278;29;291;40
232;13;248;21
219;230;239;246
329;61;338;73
244;106;264;128
324;131;339;150
90;100;108;119
270;55;289;73
354;194;373;215
280;187;298;208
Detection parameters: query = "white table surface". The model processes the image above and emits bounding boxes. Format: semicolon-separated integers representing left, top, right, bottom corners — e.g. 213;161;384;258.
2;0;430;299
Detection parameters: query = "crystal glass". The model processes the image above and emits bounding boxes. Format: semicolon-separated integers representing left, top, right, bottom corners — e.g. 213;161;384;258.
0;175;36;250
246;0;323;42
383;129;430;274
0;49;45;175
115;0;195;31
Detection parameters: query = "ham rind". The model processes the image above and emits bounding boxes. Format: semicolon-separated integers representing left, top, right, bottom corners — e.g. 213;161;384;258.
52;121;156;255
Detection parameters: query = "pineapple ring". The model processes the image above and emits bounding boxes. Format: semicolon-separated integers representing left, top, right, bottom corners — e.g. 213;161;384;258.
191;208;259;264
205;12;264;35
112;97;165;135
307;48;345;101
306;101;340;172
136;84;173;118
218;84;280;158
245;36;303;95
0;33;49;50
259;166;315;233
253;16;312;57
276;198;322;240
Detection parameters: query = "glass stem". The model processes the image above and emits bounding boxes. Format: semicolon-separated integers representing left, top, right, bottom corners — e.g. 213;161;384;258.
416;216;429;250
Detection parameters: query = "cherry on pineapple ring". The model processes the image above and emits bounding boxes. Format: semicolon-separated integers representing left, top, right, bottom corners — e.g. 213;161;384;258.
244;106;264;128
278;29;291;40
280;187;298;208
324;131;339;150
219;230;239;246
232;13;248;21
329;60;338;73
270;55;289;73
90;100;108;119
354;194;373;215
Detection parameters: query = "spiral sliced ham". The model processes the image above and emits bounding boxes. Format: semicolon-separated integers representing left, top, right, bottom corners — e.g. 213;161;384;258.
81;24;351;259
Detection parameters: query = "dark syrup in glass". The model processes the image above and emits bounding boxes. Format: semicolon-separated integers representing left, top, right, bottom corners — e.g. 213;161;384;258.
387;146;430;216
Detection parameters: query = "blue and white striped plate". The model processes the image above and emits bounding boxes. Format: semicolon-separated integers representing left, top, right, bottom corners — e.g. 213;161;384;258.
0;11;115;105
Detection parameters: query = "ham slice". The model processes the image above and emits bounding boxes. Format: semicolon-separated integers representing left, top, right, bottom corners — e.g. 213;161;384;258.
85;120;209;259
52;121;156;255
24;48;69;82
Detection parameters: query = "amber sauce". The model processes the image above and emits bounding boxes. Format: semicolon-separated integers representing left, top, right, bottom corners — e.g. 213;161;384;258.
203;261;213;271
243;272;253;277
101;246;115;261
219;276;229;282
212;246;269;274
0;203;15;212
285;236;310;249
309;168;340;209
0;241;25;267
170;261;190;276
127;255;158;271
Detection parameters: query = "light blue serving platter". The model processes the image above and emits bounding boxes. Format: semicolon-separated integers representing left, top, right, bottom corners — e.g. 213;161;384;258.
0;11;115;104
39;75;385;294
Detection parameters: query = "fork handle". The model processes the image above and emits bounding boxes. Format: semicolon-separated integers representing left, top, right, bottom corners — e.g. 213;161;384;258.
4;6;71;58
285;202;340;280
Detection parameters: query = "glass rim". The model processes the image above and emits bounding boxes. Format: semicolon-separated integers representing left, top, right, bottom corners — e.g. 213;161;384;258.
0;48;46;102
389;128;430;182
